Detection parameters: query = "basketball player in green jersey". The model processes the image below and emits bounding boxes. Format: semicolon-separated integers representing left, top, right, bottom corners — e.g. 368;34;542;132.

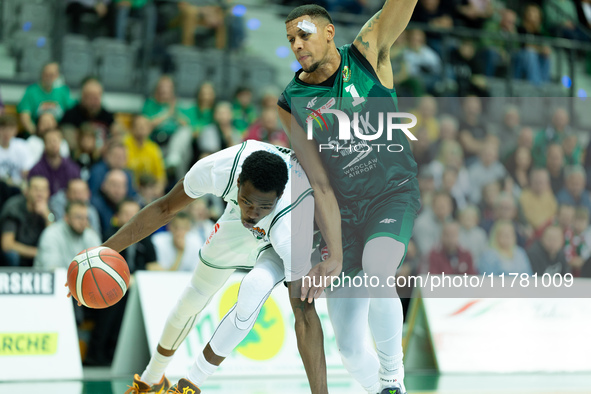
277;3;420;394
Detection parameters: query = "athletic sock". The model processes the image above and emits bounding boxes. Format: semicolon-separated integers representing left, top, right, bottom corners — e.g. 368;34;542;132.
378;353;405;390
141;352;173;385
187;352;219;386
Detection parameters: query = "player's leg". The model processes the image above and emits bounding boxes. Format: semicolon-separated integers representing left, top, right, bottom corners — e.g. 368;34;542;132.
363;236;407;393
139;261;235;386
326;295;381;393
362;191;420;393
186;247;285;385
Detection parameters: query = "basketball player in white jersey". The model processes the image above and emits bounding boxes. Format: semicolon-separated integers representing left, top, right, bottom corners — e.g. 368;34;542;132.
93;140;328;394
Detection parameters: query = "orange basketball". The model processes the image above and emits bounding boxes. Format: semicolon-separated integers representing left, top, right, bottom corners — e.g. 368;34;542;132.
67;246;130;309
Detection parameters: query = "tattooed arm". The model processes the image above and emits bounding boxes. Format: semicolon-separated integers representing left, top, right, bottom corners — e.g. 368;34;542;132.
353;0;418;87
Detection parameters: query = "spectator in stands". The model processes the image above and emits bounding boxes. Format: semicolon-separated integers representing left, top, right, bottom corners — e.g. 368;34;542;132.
0;176;52;267
136;174;163;207
557;165;591;214
428;139;471;203
545;143;566;194
71;123;102;181
504;146;532;194
91;169;129;239
0;91;4;114
532;108;572;167
556;203;575;246
34;201;101;269
479;180;501;225
88;141;135;197
544;0;585;40
28;129;81;196
403;29;442;94
527;225;569;275
519;168;557;232
562;132;582;165
410;0;454;55
390;32;425;97
458;95;488;164
232;86;258;134
18;62;72;135
414;96;439;143
113;0;157;42
142;75;193;178
60;77;116;149
104;199;155;271
428;221;477;275
418;167;436;211
455;0;493;29
478;220;532;275
448;39;489;97
185;198;215;243
565;207;591;277
480;8;518;77
414;191;453;256
411;127;434;170
143;75;191;148
26;112;70;170
513;4;551;85
468;136;507;204
123;115;166;191
259;87;280;111
493;106;521;158
429;114;458;158
198;101;242;157
66;0;111;36
150;212;201;271
0;115;29;187
49;178;101;237
458;205;488;262
442;166;467;213
0;180;20;215
193;81;216;133
483;192;530;247
244;107;289;147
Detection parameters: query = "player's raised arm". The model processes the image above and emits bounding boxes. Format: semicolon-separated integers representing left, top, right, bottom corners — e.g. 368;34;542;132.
278;106;343;302
102;178;194;253
353;0;418;64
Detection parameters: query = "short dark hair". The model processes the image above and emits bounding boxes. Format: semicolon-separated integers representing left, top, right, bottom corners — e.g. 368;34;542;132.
285;4;333;25
116;198;140;214
65;200;88;214
0;114;17;128
239;151;288;196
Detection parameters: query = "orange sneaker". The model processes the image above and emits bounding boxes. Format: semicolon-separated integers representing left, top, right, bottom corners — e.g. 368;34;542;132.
167;378;201;394
124;374;171;394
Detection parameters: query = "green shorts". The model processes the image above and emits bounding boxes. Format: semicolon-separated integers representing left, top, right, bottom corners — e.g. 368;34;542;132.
333;177;421;278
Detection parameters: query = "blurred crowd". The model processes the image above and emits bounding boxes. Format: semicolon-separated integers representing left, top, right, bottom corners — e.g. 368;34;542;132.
0;62;285;365
2;0;591;367
64;0;246;51
398;96;591;292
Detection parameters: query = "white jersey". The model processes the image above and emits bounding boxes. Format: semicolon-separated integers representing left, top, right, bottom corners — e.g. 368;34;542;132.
183;140;313;274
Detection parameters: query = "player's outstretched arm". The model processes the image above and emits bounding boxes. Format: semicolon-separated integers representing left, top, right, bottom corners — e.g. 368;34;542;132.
102;178;194;253
278;106;343;302
353;0;418;69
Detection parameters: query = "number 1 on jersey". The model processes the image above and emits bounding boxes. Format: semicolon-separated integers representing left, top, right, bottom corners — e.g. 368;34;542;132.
345;84;365;107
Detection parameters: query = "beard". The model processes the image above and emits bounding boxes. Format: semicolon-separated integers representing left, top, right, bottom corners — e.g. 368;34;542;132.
303;61;321;73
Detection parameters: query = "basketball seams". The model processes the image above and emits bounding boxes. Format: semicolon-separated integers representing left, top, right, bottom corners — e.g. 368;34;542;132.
90;259;128;294
88;258;110;308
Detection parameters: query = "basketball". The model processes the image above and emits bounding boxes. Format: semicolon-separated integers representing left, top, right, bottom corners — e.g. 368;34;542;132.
67;246;130;309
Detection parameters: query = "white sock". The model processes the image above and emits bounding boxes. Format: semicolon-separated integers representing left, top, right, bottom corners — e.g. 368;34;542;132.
366;382;381;394
141;352;173;385
187;352;219;385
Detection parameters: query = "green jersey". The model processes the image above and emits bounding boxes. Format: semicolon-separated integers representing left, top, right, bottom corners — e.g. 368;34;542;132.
280;44;418;203
17;83;72;122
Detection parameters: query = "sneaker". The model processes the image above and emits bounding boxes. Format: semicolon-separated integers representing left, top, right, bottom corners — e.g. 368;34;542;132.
380;382;406;394
124;374;171;394
167;378;201;394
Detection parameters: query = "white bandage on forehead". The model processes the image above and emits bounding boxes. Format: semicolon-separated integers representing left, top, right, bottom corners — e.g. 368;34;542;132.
297;19;317;34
